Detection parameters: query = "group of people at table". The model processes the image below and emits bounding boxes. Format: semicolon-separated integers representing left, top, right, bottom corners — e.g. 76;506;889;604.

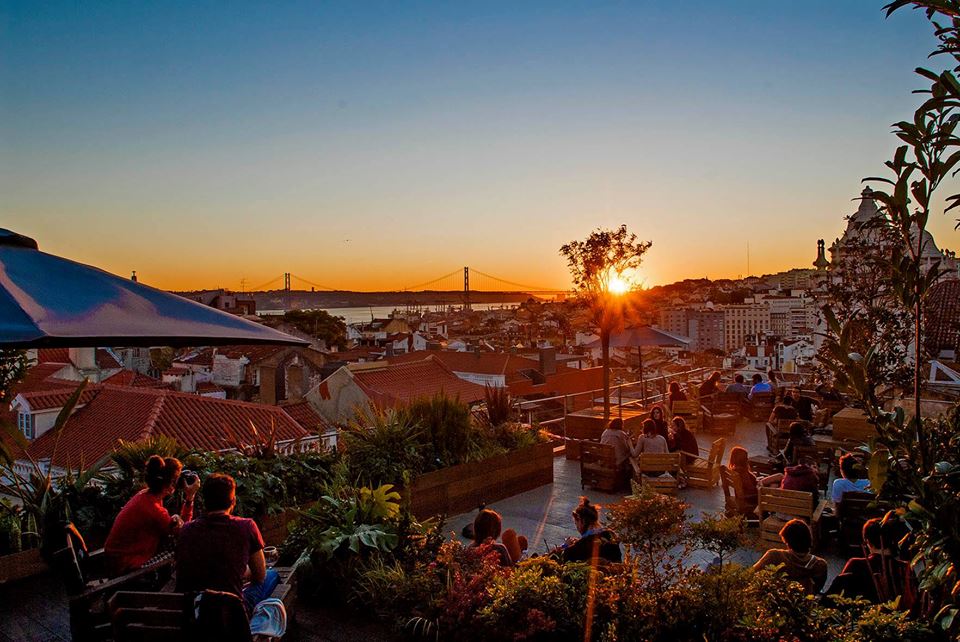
102;456;279;622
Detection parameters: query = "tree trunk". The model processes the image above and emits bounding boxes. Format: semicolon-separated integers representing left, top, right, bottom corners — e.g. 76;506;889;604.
602;327;611;423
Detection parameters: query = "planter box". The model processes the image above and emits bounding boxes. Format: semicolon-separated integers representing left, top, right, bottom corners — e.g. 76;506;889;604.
259;501;317;546
407;442;554;519
832;408;875;443
0;548;47;584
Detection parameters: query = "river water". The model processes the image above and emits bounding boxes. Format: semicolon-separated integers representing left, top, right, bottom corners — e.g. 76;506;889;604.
259;302;518;325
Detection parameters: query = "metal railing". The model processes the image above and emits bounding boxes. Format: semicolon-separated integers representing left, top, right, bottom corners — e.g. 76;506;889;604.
515;366;813;438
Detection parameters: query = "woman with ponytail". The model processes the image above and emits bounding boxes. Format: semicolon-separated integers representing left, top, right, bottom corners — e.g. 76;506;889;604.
554;497;621;564
104;455;199;575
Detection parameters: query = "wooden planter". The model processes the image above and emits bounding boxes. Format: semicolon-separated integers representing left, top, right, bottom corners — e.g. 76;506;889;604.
407;442;554;519
0;548;47;584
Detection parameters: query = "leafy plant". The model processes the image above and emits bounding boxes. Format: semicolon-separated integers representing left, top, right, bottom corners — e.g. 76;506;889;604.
481;384;514;427
340;407;425;486
401;393;473;468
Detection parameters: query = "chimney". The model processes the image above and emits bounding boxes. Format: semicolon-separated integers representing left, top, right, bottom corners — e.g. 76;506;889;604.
539;346;557;376
69;347;98;373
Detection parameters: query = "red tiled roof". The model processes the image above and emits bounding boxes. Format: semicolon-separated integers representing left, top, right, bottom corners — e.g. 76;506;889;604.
352;357;487;407
387;351;561;383
196;381;225;394
280;400;330;432
36;348;122;370
25;386;310;469
163;367;190;376
507;367;605;399
926;280;960;355
16;387;99;412
324;347;385;363
103;370;163;388
177;345;289;367
10;363;75;395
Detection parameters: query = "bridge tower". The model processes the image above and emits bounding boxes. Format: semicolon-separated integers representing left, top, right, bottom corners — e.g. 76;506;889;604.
463;266;471;310
283;272;291;292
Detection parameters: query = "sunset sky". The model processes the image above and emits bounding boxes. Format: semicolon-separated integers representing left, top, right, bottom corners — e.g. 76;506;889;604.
2;1;957;292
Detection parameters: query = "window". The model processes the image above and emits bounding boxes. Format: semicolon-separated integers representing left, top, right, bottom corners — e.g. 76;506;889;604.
17;412;34;440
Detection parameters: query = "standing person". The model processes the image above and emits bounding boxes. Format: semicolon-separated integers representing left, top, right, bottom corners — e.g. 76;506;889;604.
748;374;772;400
669;416;699;466
668;381;687;404
176;474;279;616
104;455;198;576
554;497;621;564
728;446;759;512
649;405;670;442
600;418;639;479
753;519;828;594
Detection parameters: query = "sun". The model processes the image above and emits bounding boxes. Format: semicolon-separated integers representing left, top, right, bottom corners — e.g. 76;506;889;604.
608;274;629;295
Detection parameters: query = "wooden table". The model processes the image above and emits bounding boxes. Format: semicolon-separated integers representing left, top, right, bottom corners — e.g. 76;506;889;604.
565;407;649;460
831;407;874;442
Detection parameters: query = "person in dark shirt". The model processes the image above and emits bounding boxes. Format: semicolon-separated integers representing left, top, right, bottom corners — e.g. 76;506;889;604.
782;422;815;465
815;381;843;401
698;371;722;399
668;381;687;404
792;394;818;422
768;396;799;423
669;416;699;466
556;497;621;564
827;516;915;605
649;405;670;442
753;519;828;594
176;473;279;616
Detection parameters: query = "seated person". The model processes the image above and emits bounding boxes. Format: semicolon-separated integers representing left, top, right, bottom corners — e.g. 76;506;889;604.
104;455;198;575
649;405;670;442
832;453;872;505
725;374;751;396
768;396;799;423
600;418;639;478
748;374;772;400
467;508;526;565
176;474;279;616
816;381;843;402
782;421;815;465
636;418;669;456
827;516;915;604
668;381;688;404
728;446;758;512
668;416;699;466
698;371;722;399
759;456;820;504
555;497;621;564
753;519;828;595
792;394;818;422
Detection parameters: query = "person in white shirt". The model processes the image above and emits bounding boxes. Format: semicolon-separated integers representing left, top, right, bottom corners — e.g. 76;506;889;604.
600;418;639;476
635;419;669;455
831;453;872;504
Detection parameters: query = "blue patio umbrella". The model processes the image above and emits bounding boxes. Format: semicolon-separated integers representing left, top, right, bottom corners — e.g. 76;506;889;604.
0;229;307;348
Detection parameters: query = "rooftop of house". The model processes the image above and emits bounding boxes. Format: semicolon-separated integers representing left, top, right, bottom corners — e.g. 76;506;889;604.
507;366;605;398
36;347;122;370
351;356;487;407
387;350;564;382
22;384;311;469
102;369;163;388
280;399;332;433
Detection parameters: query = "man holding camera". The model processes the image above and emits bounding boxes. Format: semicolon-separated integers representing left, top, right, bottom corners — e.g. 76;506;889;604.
175;473;279;616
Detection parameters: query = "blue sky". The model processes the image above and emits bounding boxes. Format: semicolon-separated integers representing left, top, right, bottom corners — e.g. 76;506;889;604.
1;1;951;290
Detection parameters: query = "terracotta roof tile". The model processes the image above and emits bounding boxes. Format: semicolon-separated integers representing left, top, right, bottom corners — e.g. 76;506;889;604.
507;366;605;399
280;400;331;432
16;387;99;412
352;357;487;407
25;386;310;469
103;370;163;388
387;351;561;383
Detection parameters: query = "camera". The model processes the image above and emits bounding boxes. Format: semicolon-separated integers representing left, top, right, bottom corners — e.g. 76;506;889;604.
179;470;198;487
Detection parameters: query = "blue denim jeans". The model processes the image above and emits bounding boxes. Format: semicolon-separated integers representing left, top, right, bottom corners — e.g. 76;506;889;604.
242;568;280;615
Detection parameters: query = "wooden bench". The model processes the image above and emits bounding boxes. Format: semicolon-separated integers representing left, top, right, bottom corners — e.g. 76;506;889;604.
685;438;725;489
719;465;758;524
109;566;297;641
632;453;681;495
757;487;827;550
579;441;628;493
703;408;737;434
745;392;776;422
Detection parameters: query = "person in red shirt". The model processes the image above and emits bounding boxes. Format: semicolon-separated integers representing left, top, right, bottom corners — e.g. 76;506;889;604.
104;455;198;575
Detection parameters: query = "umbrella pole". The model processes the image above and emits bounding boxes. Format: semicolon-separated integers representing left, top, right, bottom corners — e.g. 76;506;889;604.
639;347;646;406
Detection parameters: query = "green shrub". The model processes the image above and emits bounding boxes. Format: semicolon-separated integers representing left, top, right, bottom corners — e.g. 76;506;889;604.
401;393;473;468
340;408;425;486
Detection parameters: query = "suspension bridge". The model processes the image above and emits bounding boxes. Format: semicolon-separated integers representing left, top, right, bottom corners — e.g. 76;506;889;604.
245;267;568;300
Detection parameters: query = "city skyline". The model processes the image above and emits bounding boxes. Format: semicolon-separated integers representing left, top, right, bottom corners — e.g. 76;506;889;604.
3;1;958;291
